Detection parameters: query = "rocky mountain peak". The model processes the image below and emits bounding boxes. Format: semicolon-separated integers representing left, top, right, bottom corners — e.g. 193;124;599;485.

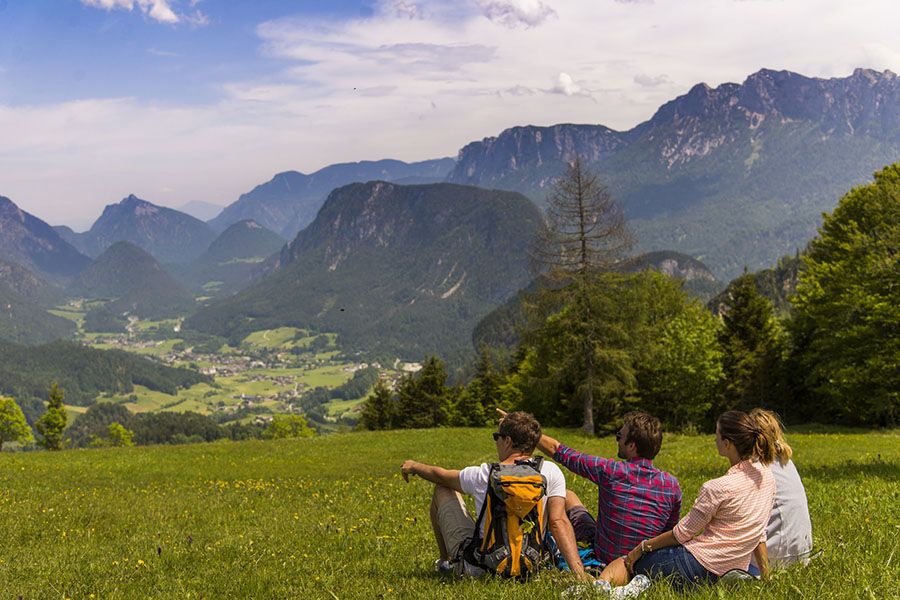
0;195;25;222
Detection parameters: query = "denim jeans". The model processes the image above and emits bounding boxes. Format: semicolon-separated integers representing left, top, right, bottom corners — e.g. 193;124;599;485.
634;545;718;588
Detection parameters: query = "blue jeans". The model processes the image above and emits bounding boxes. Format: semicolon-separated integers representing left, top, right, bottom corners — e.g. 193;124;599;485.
634;545;718;588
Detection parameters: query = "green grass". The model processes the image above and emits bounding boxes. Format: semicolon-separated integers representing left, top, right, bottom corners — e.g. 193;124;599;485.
0;428;897;598
48;308;86;326
242;327;306;349
324;396;365;417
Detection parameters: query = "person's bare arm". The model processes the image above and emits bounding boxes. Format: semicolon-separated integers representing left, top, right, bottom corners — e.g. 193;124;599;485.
753;541;769;579
400;460;463;492
547;495;591;582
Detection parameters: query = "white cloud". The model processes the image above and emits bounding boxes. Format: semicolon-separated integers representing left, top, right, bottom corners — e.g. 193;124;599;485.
6;0;900;226
479;0;557;28
80;0;207;26
634;73;670;87
552;72;590;97
382;0;422;19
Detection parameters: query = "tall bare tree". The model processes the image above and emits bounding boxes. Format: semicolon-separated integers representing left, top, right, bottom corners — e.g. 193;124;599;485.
531;157;634;434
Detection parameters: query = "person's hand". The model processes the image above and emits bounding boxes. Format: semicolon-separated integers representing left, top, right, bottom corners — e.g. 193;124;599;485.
400;459;418;482
624;545;643;576
496;408;508;421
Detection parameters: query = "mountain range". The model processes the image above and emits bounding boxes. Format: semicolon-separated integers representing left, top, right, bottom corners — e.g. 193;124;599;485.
187;181;543;363
207;158;456;238
447;68;900;278
0;195;90;280
64;195;218;263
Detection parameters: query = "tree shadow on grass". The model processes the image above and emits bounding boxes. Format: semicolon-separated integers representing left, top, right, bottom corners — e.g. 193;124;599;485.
802;458;899;482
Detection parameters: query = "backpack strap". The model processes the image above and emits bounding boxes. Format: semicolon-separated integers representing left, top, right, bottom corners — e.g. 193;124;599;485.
461;462;499;567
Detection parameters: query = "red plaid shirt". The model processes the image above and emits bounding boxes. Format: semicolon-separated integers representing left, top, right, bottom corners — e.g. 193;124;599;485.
554;444;682;564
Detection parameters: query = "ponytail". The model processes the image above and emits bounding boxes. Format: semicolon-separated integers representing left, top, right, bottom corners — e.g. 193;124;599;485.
717;410;776;465
749;408;793;465
752;427;776;465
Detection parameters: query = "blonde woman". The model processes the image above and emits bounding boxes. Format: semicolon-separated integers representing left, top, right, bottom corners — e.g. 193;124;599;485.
749;408;813;570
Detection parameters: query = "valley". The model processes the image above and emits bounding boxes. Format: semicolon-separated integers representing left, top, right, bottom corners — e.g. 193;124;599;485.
50;300;401;430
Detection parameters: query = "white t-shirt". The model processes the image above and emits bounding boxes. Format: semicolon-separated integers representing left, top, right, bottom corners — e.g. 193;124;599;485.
458;458;566;535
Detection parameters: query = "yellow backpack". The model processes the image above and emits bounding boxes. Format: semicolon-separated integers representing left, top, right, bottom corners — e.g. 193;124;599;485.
465;457;548;578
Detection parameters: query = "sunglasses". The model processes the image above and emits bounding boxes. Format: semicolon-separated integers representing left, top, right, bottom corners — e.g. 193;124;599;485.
615;429;623;441
492;432;506;441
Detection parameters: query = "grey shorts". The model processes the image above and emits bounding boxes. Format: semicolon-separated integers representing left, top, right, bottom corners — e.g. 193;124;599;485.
435;492;485;576
567;503;598;545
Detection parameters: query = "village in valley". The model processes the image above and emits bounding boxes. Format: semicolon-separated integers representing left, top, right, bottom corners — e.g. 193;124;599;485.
49;300;420;431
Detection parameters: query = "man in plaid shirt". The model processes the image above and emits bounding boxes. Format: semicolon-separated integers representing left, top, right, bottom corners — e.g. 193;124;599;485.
537;411;682;565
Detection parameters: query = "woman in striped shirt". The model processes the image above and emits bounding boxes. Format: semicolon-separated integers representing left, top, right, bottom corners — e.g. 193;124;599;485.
598;410;777;591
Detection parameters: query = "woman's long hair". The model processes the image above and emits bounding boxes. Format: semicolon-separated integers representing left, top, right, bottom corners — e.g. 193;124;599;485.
750;408;793;466
718;410;776;465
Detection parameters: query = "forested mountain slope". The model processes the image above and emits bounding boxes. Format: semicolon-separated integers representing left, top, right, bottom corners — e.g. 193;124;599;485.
188;182;542;363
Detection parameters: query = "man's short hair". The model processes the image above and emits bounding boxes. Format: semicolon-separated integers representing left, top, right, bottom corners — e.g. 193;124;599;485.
498;411;541;454
622;411;663;459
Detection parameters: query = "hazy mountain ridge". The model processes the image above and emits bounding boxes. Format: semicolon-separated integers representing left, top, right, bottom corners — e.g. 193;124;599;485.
80;195;217;263
0;283;75;344
0;195;91;279
447;68;900;278
618;251;721;300
0;258;64;306
69;241;195;319
208;157;457;239
709;254;803;315
177;220;286;296
188;181;543;363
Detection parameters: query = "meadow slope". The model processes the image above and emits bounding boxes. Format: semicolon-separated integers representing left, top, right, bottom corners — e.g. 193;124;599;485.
0;428;897;599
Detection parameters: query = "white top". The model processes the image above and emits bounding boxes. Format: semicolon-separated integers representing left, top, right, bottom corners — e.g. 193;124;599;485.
765;459;813;567
459;459;566;535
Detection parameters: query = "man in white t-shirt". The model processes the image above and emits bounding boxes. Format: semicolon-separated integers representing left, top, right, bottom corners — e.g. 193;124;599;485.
400;411;588;580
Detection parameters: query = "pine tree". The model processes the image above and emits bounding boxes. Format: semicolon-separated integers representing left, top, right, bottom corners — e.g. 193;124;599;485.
359;379;396;430
529;157;634;434
396;357;451;428
718;274;786;413
455;347;502;426
35;383;68;451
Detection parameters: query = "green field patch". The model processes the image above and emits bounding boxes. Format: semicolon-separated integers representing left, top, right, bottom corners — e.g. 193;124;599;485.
133;318;180;333
48;309;86;325
110;383;234;415
296;364;354;388
242;327;306;349
219;257;266;265
324;397;364;417
63;404;88;424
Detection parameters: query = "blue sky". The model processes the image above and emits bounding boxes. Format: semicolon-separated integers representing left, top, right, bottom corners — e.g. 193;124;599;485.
1;0;899;228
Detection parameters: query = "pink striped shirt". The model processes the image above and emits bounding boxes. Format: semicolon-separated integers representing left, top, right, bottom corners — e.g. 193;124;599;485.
673;460;776;575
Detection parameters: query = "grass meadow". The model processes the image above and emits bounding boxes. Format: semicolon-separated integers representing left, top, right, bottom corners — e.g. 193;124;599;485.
0;428;897;599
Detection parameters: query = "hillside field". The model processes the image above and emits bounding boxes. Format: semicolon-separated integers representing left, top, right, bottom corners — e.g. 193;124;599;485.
0;428;897;598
